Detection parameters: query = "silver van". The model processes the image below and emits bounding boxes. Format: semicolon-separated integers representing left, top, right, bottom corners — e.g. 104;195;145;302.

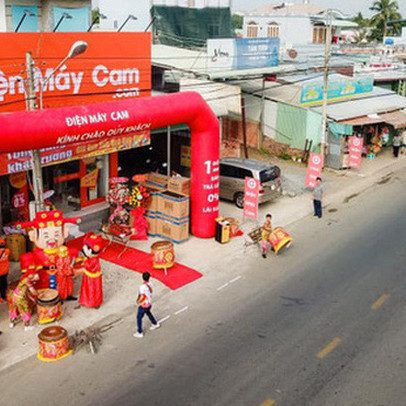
219;158;282;208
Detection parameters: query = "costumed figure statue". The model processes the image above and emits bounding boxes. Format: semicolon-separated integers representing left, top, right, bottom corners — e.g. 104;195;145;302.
9;268;39;331
17;210;82;300
56;246;75;301
261;213;273;259
79;233;104;309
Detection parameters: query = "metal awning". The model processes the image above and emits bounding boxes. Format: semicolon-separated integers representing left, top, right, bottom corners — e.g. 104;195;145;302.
379;110;406;129
338;116;384;126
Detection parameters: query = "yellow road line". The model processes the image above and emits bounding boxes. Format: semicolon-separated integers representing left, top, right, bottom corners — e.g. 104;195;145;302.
260;399;275;406
371;294;390;310
317;338;342;359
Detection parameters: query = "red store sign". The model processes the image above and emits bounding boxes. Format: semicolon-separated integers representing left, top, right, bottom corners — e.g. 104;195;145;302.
348;136;363;169
305;153;324;188
243;177;260;220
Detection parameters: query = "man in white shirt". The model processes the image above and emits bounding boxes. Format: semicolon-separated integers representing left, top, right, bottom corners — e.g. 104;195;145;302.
134;272;160;338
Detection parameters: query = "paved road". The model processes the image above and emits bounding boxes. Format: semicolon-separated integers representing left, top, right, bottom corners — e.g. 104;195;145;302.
1;168;406;406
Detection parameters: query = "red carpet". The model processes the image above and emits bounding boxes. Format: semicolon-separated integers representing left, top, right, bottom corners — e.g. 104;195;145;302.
67;236;202;290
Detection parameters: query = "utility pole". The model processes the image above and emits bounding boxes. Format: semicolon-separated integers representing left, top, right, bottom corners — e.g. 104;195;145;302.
26;51;45;213
320;10;332;161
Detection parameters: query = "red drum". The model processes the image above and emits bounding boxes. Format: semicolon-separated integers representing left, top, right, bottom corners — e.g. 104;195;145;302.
37;326;71;362
269;227;292;254
151;240;175;270
36;289;62;324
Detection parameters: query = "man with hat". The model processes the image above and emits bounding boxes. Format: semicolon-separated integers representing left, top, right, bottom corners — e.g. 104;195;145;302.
79;233;104;308
17;210;82;299
0;238;10;303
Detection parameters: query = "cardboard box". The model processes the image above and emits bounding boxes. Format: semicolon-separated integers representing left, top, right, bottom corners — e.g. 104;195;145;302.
158;191;189;220
145;213;158;236
157;216;189;244
147;172;169;188
167;176;190;196
140;181;166;212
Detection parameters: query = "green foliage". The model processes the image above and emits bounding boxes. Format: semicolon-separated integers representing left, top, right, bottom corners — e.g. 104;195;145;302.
369;0;402;40
279;152;291;160
92;8;100;24
231;14;243;30
351;12;371;43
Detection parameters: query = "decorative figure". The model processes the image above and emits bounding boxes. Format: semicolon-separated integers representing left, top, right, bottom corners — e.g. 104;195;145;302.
17;210;82;299
79;233;104;309
56;246;75;301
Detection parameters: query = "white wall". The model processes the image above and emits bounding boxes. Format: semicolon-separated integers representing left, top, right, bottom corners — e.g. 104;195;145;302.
99;0;150;32
153;0;231;7
243;15;314;47
0;0;6;31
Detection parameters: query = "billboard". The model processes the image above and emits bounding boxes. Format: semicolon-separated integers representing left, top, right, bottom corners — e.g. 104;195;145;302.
0;32;151;112
243;177;260;220
300;76;374;106
207;37;280;71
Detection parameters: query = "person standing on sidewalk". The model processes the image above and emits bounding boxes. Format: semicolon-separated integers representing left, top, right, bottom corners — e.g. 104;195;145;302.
393;132;402;158
312;177;325;219
0;238;10;303
134;272;160;338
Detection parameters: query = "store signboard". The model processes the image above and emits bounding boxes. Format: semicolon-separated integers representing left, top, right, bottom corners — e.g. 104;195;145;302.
300;76;374;106
180;145;191;168
0;131;150;176
305;153;324;188
0;32;151;112
207;37;280;71
243;177;260;220
348;136;363;168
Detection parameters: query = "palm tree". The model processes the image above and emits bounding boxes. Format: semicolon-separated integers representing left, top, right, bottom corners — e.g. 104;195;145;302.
351;12;371;43
369;0;401;40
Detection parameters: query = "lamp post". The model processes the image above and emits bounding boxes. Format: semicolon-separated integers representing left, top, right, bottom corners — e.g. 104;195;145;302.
144;15;161;32
117;14;137;32
26;41;88;213
15;9;35;32
87;12;107;31
53;12;72;32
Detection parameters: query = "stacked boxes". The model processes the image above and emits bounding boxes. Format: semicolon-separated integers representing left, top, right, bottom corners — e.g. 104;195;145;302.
167;176;190;196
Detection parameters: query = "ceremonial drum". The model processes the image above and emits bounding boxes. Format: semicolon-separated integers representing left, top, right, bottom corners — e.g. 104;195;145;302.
151;240;175;270
36;289;62;324
269;227;292;255
37;326;71;362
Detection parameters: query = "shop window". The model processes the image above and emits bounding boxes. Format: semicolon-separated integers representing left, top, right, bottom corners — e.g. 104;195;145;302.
313;24;327;44
247;22;258;38
11;6;38;32
267;22;279;38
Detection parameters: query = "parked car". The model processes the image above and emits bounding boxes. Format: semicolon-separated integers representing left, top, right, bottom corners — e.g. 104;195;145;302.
219;158;282;208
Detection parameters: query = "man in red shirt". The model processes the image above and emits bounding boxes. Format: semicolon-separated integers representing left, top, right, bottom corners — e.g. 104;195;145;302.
0;238;10;303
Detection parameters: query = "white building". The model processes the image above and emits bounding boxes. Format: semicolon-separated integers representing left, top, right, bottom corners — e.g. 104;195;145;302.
242;2;356;48
0;0;91;32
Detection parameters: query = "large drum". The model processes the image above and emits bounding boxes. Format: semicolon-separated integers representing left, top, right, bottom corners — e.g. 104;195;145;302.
37;326;71;362
151;240;175;270
269;227;292;255
36;289;62;324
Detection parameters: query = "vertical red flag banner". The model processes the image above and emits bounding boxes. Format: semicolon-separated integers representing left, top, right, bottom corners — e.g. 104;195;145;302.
348;136;363;168
243;177;260;220
305;153;324;188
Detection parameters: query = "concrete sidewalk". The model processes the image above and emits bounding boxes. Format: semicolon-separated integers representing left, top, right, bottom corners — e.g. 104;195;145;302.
0;149;405;372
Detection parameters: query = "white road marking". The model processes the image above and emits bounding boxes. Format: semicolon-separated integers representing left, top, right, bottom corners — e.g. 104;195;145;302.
217;282;229;291
158;315;171;324
174;306;189;315
229;275;242;284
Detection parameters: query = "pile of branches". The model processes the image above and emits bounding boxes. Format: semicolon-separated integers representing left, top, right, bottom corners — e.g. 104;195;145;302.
70;318;121;355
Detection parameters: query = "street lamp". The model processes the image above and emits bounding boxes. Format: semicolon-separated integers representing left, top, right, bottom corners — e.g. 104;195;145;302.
87;12;107;31
53;12;72;32
15;9;35;32
39;40;88;109
117;14;137;32
144;15;162;32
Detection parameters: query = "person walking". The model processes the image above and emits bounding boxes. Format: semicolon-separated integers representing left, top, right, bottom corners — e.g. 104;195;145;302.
312;177;325;219
134;272;160;338
0;238;10;304
393;132;402;158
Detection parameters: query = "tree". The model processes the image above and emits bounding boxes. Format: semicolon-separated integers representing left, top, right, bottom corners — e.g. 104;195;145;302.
351;12;371;43
92;7;100;25
231;14;243;30
369;0;401;40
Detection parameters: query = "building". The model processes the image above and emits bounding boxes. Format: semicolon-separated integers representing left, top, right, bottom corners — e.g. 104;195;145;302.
0;0;91;32
242;2;357;48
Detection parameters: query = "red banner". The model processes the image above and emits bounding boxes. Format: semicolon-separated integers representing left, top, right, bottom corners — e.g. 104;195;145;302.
348;136;363;168
243;177;260;220
0;132;150;176
305;153;324;188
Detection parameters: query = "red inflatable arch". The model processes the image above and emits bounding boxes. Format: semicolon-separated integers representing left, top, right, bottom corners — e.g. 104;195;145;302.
0;92;220;238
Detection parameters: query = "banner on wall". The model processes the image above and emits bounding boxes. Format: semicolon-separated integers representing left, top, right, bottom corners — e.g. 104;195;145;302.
348;136;363;168
0;32;151;112
0;131;150;176
305;153;324;188
243;177;260;220
180;145;191;168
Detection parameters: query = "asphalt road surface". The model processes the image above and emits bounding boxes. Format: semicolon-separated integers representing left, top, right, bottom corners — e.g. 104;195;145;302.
1;167;406;406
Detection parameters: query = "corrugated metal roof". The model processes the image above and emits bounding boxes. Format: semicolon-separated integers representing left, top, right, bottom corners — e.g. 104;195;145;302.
247;3;324;16
380;110;406;128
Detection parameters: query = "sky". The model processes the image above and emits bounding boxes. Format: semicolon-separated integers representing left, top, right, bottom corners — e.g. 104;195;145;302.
232;0;406;18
